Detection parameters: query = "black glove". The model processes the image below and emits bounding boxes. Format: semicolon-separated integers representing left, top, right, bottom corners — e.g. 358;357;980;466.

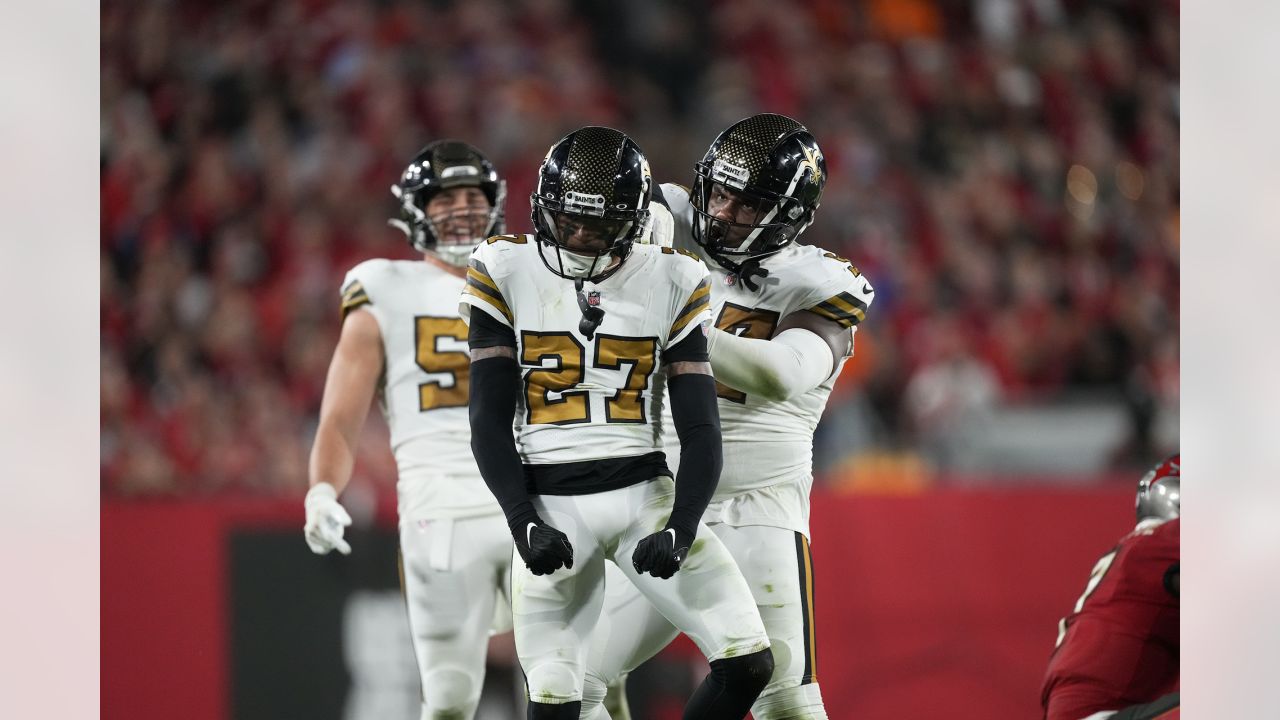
631;526;693;579
514;520;575;576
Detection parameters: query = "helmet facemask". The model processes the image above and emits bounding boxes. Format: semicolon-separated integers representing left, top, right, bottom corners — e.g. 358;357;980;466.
389;141;507;267
691;170;812;262
530;126;653;336
533;203;647;283
688;114;826;287
530;127;652;285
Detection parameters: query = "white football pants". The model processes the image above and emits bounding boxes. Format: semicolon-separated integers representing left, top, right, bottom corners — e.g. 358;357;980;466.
513;477;770;705
581;523;827;719
399;511;513;719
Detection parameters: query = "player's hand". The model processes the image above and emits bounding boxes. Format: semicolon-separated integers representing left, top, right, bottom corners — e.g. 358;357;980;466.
631;527;692;579
515;521;574;576
303;483;353;555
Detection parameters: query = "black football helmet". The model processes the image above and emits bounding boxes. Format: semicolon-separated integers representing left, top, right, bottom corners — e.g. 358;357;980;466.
691;113;826;284
531;126;652;285
1136;453;1180;522
389;140;506;266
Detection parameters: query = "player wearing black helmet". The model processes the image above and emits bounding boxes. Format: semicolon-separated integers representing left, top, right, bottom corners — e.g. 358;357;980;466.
304;140;516;719
461;126;774;719
388;139;507;266
689;113;829;291
581;114;875;720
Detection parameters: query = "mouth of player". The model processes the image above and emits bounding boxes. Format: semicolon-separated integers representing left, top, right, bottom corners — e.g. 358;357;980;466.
433;209;491;245
705;219;753;250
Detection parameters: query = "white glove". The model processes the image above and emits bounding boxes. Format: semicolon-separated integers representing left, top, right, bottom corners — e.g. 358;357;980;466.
303;483;352;555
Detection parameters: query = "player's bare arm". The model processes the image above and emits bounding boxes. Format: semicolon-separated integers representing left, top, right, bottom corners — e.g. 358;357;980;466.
304;309;384;554
777;308;854;364
309;309;384;495
666;360;712;377
469;344;515;361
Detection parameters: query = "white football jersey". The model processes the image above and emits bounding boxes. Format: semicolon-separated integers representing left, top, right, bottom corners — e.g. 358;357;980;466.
459;235;712;469
658;184;875;536
339;259;500;521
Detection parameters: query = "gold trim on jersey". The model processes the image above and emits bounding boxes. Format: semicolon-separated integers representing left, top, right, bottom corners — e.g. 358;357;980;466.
660;246;700;260
464;260;513;324
668;277;711;342
808;291;867;328
485;234;528;245
340;280;371;318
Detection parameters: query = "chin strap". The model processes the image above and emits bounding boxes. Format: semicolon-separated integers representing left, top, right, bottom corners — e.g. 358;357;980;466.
574;277;606;339
712;252;770;291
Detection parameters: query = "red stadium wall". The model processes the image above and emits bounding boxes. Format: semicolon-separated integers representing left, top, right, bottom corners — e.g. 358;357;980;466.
102;485;1133;720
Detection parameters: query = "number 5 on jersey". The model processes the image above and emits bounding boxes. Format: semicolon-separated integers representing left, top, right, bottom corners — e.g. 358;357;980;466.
415;317;469;411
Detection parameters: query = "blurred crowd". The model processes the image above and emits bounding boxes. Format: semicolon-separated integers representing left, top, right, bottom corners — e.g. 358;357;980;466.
101;0;1179;496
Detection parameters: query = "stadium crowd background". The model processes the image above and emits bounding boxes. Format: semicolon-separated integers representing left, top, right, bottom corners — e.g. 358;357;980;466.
100;0;1179;497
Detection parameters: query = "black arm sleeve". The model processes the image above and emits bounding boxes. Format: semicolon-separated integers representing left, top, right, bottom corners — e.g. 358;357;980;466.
467;353;539;538
664;371;722;543
663;325;710;364
467;307;517;348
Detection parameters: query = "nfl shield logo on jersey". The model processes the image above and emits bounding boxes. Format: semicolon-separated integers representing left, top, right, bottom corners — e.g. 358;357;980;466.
587;291;602;307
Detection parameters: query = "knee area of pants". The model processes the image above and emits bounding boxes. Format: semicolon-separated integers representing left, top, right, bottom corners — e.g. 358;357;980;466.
421;668;478;713
711;647;775;691
527;666;582;706
752;682;828;720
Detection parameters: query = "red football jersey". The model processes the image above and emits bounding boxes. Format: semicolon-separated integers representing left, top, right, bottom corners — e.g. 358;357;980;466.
1042;518;1180;720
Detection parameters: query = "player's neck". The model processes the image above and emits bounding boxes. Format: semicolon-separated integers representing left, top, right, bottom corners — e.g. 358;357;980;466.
421;252;466;278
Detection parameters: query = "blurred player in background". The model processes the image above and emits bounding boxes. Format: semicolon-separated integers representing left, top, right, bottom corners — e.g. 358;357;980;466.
462;126;774;719
581;113;875;720
1041;454;1181;720
303;140;514;719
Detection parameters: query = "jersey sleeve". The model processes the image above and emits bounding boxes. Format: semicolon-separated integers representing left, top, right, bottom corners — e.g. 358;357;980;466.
802;252;875;329
459;239;515;327
666;255;712;348
659;183;700;256
339;260;384;320
640;201;675;248
659;182;693;209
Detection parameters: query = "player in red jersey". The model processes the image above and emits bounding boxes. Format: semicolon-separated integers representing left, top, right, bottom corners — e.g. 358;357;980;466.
1041;454;1180;720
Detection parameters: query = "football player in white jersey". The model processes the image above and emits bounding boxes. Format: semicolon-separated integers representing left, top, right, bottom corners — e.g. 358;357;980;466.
580;114;875;720
461;126;775;720
303;140;516;719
